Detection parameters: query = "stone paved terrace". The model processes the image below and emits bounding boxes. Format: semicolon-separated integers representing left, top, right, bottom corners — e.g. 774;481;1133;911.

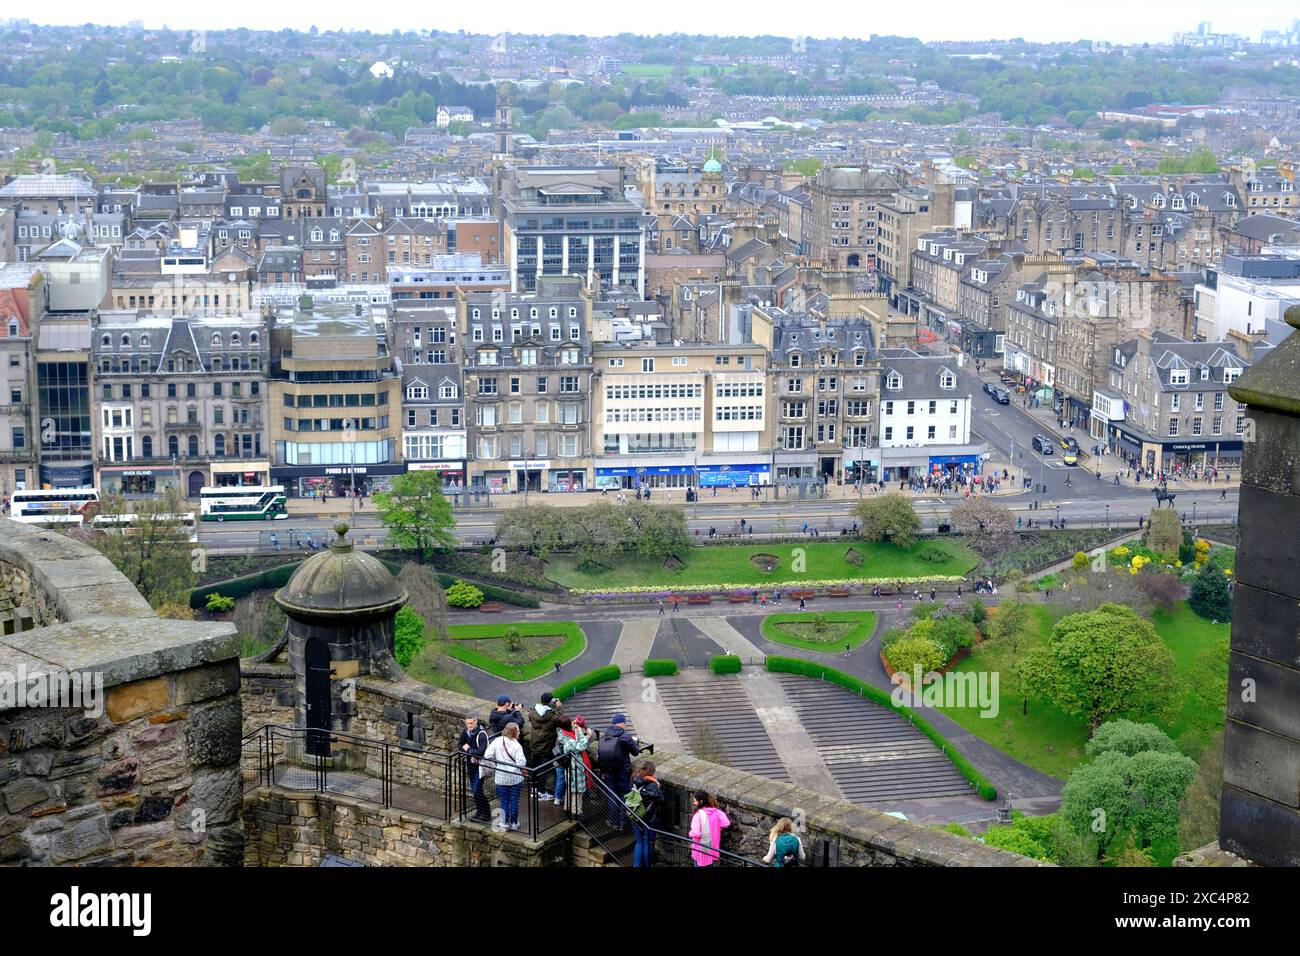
0;518;242;866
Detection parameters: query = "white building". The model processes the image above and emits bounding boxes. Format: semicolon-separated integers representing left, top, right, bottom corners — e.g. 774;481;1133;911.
877;349;986;482
1195;254;1300;344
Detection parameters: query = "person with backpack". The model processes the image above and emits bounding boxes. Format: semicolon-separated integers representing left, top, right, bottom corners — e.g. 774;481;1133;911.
689;791;731;866
598;713;641;828
763;817;806;868
526;692;562;800
629;761;664;868
483;723;527;831
457;713;491;822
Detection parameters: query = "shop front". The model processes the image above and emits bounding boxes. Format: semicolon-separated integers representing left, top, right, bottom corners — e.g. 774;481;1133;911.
271;463;407;499
928;453;982;478
406;460;468;493
210;461;271;488
842;447;880;484
40;463;94;490
593;462;770;491
879;450;930;483
1164;439;1244;475
98;464;183;498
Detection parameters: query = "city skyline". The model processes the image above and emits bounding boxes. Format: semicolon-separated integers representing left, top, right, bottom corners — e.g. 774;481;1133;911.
9;1;1300;46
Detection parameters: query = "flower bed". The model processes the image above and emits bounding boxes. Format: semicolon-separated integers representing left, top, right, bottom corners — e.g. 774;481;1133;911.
567;575;970;598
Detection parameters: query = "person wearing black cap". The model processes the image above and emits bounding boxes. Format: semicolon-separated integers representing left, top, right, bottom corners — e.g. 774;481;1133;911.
597;713;641;828
526;692;563;798
457;713;491;822
489;695;525;736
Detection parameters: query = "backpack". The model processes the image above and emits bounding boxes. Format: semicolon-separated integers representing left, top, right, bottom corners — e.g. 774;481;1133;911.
598;732;622;771
623;786;646;819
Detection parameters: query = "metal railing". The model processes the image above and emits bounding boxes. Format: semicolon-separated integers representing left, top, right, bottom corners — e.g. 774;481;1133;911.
242;724;454;820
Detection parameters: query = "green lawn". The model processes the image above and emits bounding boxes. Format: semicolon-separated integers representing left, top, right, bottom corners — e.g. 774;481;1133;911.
760;611;877;653
1151;603;1229;752
935;601;1229;780
445;622;586;682
545;539;979;591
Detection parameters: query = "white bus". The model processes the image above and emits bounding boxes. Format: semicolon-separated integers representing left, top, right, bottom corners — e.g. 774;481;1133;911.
9;488;100;525
91;512;199;543
199;485;288;522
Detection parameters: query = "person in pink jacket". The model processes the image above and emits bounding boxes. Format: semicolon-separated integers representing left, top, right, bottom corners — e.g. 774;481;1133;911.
688;790;731;866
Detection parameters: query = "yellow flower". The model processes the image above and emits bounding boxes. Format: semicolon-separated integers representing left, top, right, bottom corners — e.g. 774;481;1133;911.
1175;560;1182;567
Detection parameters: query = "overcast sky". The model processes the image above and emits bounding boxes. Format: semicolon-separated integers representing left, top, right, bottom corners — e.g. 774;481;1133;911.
13;1;1298;44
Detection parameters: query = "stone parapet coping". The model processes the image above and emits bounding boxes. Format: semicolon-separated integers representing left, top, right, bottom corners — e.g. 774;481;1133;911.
0;518;238;710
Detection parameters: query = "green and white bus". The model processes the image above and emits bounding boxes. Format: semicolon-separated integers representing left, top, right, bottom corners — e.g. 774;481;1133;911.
199;485;288;522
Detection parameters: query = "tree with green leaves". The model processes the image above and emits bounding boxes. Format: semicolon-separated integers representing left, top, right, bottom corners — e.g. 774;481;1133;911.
624;502;692;562
494;504;565;558
1061;729;1195;859
372;471;456;558
1188;563;1232;622
853;493;920;549
75;487;196;609
1019;604;1176;735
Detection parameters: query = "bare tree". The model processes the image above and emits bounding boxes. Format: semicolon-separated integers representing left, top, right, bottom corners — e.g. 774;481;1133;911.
73;487;196;608
949;497;1016;557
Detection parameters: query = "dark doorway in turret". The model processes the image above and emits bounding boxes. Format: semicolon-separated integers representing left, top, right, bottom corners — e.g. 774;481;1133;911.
304;637;331;757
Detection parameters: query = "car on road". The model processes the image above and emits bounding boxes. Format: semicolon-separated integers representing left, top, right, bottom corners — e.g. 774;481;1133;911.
1060;436;1080;454
1061;449;1078;466
983;381;997;396
1032;435;1054;455
991;388;1010;405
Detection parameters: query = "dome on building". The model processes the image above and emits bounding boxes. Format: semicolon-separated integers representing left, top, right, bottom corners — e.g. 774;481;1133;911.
275;523;406;620
702;157;723;173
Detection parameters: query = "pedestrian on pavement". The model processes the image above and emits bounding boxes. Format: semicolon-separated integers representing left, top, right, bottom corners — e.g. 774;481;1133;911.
798;597;806;611
658;600;665;616
930;588;937;601
843;642;851;658
1220;488;1227;500
554;660;562;675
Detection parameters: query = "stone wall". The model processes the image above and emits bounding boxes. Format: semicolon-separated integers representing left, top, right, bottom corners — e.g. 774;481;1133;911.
243;788;573;867
0;519;243;866
1222;306;1300;867
240;663;295;736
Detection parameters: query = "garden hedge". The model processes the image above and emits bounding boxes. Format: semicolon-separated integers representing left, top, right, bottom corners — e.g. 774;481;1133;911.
710;655;743;675
188;557;403;609
551;665;621;701
764;655;997;801
643;659;679;677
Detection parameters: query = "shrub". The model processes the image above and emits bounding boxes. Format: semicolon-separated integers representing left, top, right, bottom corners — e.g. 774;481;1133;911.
551;665;621;701
643;659;679;677
205;593;235;613
916;545;950;564
1134;569;1184;613
911;600;942;620
931;614;977;657
393;606;427;668
434;573;540;608
1072;551;1089;571
764;656;996;799
885;635;945;676
967;598;988;627
879;626;908;651
710;655;743;675
941;822;972;839
444;579;485;608
1188;564;1233;622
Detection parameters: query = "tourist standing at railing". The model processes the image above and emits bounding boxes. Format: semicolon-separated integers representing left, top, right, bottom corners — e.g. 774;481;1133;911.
557;716;590;818
490;696;526;736
630;761;664;868
598;714;641;829
688;791;731;867
484;723;527;831
458;713;492;823
527;693;563;800
763;817;806;868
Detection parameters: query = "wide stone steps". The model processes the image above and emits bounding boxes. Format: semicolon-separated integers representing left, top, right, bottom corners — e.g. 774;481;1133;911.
652;677;790;782
560;681;636;738
776;675;972;802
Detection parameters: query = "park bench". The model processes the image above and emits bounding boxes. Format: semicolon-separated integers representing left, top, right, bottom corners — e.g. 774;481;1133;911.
727;594;751;604
478;602;504;613
826;589;852;598
686;595;712;606
789;590;815;600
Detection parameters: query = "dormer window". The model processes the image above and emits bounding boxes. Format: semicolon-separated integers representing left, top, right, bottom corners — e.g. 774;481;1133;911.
1171;195;1185;210
1223;193;1235;207
1223;367;1242;384
211;333;222;347
941;372;956;389
1152;194;1165;209
1169;369;1189;386
1189;193;1200;207
886;372;902;391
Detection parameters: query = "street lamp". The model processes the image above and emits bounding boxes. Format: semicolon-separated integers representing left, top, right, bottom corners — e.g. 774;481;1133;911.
771;434;784;501
1055;505;1061;528
344;419;356;523
1105;503;1110;528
